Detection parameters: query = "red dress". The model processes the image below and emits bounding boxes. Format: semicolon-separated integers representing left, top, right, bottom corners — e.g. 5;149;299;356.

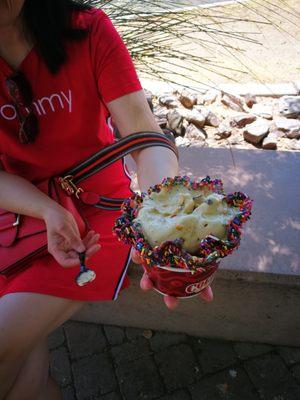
0;8;143;301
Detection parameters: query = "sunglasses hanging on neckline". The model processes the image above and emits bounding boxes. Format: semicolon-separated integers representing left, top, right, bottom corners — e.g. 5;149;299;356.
5;71;39;144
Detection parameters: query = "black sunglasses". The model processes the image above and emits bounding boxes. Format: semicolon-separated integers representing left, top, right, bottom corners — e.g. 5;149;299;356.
5;71;38;144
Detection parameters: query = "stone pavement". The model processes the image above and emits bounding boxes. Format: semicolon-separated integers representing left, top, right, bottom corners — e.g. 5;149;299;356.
49;321;300;400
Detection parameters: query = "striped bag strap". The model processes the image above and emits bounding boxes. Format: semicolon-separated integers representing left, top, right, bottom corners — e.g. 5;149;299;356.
57;131;178;210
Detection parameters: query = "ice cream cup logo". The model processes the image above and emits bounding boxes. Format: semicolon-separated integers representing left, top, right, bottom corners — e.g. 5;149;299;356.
185;274;215;294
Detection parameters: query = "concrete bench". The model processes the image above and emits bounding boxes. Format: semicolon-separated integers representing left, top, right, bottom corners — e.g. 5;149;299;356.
73;147;300;346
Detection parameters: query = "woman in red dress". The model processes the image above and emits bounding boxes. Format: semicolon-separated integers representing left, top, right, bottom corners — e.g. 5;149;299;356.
0;1;213;398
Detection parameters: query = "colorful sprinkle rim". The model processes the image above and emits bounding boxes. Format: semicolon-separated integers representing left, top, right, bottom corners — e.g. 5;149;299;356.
113;175;253;272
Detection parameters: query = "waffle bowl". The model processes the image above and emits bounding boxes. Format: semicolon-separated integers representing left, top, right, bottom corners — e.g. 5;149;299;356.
113;176;253;298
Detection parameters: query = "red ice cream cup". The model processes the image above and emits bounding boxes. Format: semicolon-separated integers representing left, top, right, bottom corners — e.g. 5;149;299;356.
141;259;219;298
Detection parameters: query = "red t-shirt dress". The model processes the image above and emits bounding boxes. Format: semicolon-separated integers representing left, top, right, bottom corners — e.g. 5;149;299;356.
0;8;143;301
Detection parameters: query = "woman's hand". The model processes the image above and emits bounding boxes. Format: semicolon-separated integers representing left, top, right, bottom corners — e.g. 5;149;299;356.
132;249;214;310
44;207;101;268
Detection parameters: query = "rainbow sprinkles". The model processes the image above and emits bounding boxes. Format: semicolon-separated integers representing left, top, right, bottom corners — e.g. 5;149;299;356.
113;176;253;272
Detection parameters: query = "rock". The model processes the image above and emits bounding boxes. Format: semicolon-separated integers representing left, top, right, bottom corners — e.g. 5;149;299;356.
243;118;271;144
244;93;257;108
230;114;256;128
182;109;206;129
184;124;207;141
154;106;168;118
274;117;300;139
251;103;273;120
196;94;205;105
278;96;300;118
262;132;278;150
286;139;300;150
216;121;232;139
205;111;222;127
228;130;244;145
178;89;197;109
175;136;191;147
154;106;168;129
144;89;154;112
167;109;184;136
221;92;246;112
194;105;209;117
202;89;219;105
156;117;167;129
159;94;179;109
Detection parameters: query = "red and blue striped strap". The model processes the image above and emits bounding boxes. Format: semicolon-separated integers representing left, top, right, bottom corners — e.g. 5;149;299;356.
58;132;178;210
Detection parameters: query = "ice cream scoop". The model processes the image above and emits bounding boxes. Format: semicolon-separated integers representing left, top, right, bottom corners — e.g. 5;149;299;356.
134;185;240;254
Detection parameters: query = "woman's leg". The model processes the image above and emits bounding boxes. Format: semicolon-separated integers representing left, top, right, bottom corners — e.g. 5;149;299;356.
0;292;84;400
5;339;61;400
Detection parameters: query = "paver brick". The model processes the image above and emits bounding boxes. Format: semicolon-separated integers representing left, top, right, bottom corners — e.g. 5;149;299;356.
50;346;72;387
72;353;117;400
150;331;187;352
189;367;258;400
62;385;76;400
48;326;65;350
233;342;273;360
65;321;107;359
276;346;300;365
104;325;125;346
291;363;300;384
158;389;191;400
244;353;300;400
191;338;237;374
98;392;122;400
116;355;164;400
155;343;201;392
125;327;145;340
111;338;152;365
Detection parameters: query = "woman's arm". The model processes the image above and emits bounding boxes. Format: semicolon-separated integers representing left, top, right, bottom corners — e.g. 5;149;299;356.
0;170;62;219
106;89;179;192
0;170;100;265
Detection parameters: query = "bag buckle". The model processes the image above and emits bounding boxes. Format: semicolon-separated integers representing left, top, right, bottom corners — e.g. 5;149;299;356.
58;175;84;199
13;214;20;227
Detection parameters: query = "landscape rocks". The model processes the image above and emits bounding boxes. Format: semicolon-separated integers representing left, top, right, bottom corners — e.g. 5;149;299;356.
262;132;278;150
175;136;191;147
158;94;179;109
181;109;206;129
230;114;256;128
251;103;273;120
243;119;271;144
147;87;300;151
278;96;300;118
205;111;222;127
202;89;219;105
185;124;207;141
178;89;197;109
244;93;257;108
221;92;246;112
215;121;232;139
274;118;300;139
